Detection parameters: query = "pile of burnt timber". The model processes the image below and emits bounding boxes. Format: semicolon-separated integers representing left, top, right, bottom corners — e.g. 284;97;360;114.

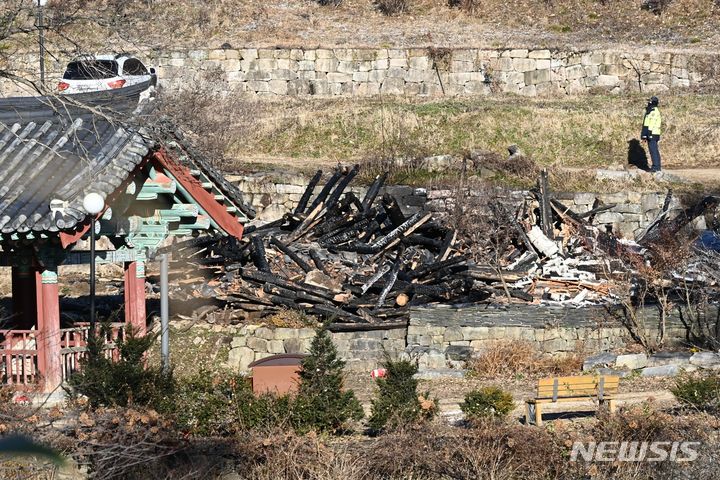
163;167;720;328
165;166;494;329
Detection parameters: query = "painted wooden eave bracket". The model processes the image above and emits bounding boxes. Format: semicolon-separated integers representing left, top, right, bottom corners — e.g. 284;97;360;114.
151;149;244;240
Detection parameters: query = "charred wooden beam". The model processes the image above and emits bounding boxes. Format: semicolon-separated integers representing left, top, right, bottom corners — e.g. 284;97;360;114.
269;236;313;273
325;164;360;211
309;249;327;272
295;170;323;214
240;269;337;301
251;236;270;272
362;173;387;214
382;193;406;227
327;321;407;332
376;261;400;308
409;256;465;279
308;168;343;212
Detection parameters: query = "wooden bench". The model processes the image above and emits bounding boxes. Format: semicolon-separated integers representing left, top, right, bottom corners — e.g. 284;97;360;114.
525;375;618;426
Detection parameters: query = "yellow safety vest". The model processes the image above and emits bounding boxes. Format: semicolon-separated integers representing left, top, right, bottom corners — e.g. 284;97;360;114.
643;107;662;136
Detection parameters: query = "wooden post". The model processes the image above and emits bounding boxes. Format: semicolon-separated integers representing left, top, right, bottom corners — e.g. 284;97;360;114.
37;267;61;392
124;261;146;336
11;265;37;330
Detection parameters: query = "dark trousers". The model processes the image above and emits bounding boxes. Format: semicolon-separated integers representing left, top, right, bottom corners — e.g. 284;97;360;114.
647;138;661;172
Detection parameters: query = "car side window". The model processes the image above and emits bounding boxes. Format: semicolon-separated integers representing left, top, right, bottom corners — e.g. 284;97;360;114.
122;59;148;76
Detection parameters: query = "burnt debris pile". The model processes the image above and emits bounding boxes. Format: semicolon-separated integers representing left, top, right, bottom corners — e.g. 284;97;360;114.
161;166;720;329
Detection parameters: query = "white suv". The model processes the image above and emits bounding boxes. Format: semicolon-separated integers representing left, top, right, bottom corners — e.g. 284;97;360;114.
58;54;156;94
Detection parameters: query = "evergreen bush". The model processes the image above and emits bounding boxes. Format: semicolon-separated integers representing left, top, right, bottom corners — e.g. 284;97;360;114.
460;387;514;420
67;325;171;408
368;358;437;432
169;371;294;436
293;324;364;433
672;372;720;411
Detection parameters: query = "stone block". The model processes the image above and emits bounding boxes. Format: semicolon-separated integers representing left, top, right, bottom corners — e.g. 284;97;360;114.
327;72;351;83
462;326;489;340
465;81;489;95
565;64;585;81
283;338;305;354
529;49;552;59
227;346;255;372
509;49;529;58
574;192;596;205
581;52;603;66
597;75;620;87
268;80;288;95
595;212;625;224
616;353;648;370
524;68;551;85
512;58;537;72
247;337;268;351
690;352;720;367
267;340;285;354
309;80;330;95
520;85;537;96
409;56;430;70
536;59;551;70
372;58;390;70
298;328;316;339
583;352;618;371
369;69;387;82
641;365;680;377
240;48;258;60
274;328;299;340
316;58;338;73
418;350;447;370
445;345;474;361
443;326;463;342
381;78;405;95
648;352;692;367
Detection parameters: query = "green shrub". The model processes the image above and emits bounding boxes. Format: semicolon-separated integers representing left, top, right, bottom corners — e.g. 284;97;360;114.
369;358;437;432
168;370;293;436
293;325;364;433
460;387;514;420
671;372;720;411
67;325;172;408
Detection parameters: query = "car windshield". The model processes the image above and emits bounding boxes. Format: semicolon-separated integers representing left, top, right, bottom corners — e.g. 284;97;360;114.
62;60;118;80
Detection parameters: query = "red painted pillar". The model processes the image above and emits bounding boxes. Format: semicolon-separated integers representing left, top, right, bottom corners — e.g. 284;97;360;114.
124;261;146;336
12;265;37;330
36;267;61;392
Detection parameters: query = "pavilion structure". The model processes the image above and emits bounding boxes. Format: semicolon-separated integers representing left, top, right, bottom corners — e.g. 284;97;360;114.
0;82;252;393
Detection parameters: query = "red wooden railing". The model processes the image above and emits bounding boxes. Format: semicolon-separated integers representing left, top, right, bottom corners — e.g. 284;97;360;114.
0;330;38;387
1;323;125;389
60;323;126;381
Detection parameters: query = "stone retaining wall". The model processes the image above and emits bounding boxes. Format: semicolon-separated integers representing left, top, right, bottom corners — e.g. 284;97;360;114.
220;304;689;375
230;172;692;240
3;47;717;98
225;324;406;373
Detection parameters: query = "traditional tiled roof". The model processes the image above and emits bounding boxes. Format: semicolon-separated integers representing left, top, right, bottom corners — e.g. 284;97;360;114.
0;82;153;235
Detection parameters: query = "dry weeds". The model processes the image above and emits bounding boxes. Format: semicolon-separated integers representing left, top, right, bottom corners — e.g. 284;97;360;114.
468;340;584;379
34;0;720;51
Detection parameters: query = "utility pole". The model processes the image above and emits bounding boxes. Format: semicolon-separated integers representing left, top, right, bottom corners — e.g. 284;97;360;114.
160;253;170;373
37;0;47;87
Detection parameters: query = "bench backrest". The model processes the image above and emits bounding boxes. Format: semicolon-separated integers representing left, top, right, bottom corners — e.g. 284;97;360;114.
536;375;619;401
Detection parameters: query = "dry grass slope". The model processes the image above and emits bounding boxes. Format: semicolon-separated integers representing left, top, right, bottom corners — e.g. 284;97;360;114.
218;93;720;171
32;0;720;52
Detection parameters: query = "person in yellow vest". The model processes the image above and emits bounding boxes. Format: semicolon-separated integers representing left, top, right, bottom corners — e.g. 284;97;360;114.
641;96;662;172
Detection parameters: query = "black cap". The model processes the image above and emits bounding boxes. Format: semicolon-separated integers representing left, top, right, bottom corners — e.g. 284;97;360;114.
649;96;659;106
